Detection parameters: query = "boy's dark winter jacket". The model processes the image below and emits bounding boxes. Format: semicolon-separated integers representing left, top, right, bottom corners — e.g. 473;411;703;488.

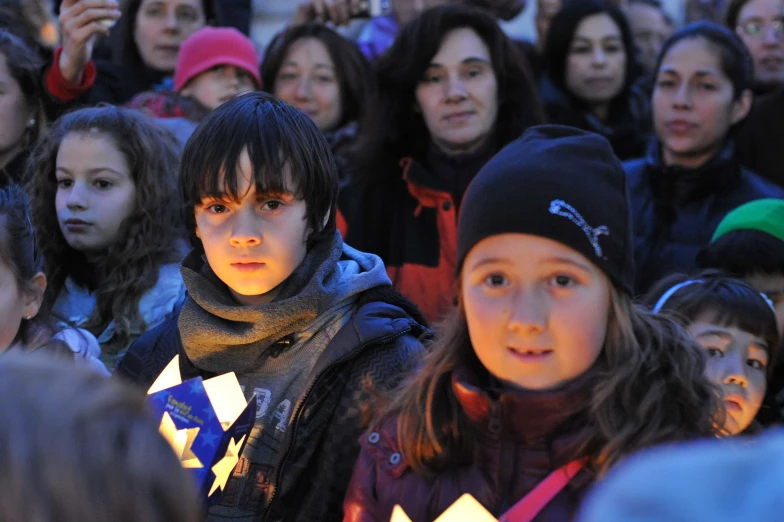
625;139;784;294
117;285;428;522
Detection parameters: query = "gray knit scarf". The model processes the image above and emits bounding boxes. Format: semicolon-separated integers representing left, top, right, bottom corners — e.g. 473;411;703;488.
178;232;347;374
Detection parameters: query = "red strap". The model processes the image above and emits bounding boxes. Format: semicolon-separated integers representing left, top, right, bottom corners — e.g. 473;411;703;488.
498;458;587;522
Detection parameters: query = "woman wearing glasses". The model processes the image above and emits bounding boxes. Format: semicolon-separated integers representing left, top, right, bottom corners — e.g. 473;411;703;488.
730;0;784;186
725;0;784;93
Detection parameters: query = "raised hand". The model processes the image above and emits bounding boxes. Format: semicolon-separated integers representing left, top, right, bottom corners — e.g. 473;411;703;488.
58;0;122;86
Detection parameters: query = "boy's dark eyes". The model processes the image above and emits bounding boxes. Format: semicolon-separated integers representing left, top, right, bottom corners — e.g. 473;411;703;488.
205;203;228;214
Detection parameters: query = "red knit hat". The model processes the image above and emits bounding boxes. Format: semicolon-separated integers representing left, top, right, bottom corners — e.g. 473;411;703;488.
174;27;261;92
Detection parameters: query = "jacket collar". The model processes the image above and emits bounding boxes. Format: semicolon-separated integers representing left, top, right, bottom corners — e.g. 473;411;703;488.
400;139;497;210
644;138;740;207
451;363;594;445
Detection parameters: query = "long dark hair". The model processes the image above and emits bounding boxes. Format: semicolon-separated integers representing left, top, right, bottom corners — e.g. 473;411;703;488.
261;23;375;132
27;107;185;349
113;0;216;75
350;4;544;182
544;0;637;114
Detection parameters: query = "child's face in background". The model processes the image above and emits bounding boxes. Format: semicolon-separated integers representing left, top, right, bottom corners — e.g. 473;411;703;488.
55;133;137;256
181;65;257;110
194;150;309;306
461;233;610;391
274;38;343;132
686;319;768;435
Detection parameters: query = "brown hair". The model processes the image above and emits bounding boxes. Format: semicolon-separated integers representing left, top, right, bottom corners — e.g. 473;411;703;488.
373;282;721;478
0;351;200;522
0;29;45;181
27;106;186;350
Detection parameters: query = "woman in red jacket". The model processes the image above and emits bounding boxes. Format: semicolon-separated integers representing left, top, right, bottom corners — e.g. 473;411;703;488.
343;125;720;522
339;4;545;325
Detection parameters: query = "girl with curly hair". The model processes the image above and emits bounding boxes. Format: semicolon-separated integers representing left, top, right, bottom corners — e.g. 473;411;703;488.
27;106;187;371
343;126;721;522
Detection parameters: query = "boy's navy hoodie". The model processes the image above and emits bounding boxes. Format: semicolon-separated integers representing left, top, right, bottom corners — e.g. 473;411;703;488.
116;232;428;522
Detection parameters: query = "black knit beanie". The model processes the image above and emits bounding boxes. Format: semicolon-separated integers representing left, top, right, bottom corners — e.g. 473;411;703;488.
457;125;635;294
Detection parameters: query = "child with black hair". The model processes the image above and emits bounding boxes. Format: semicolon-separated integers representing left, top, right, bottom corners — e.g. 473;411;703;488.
697;198;784;425
117;92;427;522
0;184;106;374
645;270;780;434
28;106;187;372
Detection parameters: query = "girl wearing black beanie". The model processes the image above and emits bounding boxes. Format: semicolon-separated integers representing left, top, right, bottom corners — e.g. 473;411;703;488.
343;125;720;522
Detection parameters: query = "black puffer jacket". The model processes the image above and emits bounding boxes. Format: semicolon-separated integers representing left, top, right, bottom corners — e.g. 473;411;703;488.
625;139;784;294
116;287;428;522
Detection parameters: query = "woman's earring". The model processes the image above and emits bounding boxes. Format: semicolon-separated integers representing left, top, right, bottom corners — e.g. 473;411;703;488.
23;314;30;320
26;118;36;128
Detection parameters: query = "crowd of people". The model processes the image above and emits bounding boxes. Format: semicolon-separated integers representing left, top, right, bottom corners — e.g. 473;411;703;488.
0;0;783;520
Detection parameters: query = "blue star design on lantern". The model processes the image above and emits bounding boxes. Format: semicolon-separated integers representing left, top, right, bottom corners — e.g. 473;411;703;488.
202;404;216;422
189;380;203;394
201;429;220;449
153;391;168;404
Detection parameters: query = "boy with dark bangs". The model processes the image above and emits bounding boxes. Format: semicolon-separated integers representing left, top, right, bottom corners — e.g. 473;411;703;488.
117;92;427;522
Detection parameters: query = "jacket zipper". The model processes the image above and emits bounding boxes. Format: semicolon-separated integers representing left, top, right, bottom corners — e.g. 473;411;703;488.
493;402;515;515
261;327;413;521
